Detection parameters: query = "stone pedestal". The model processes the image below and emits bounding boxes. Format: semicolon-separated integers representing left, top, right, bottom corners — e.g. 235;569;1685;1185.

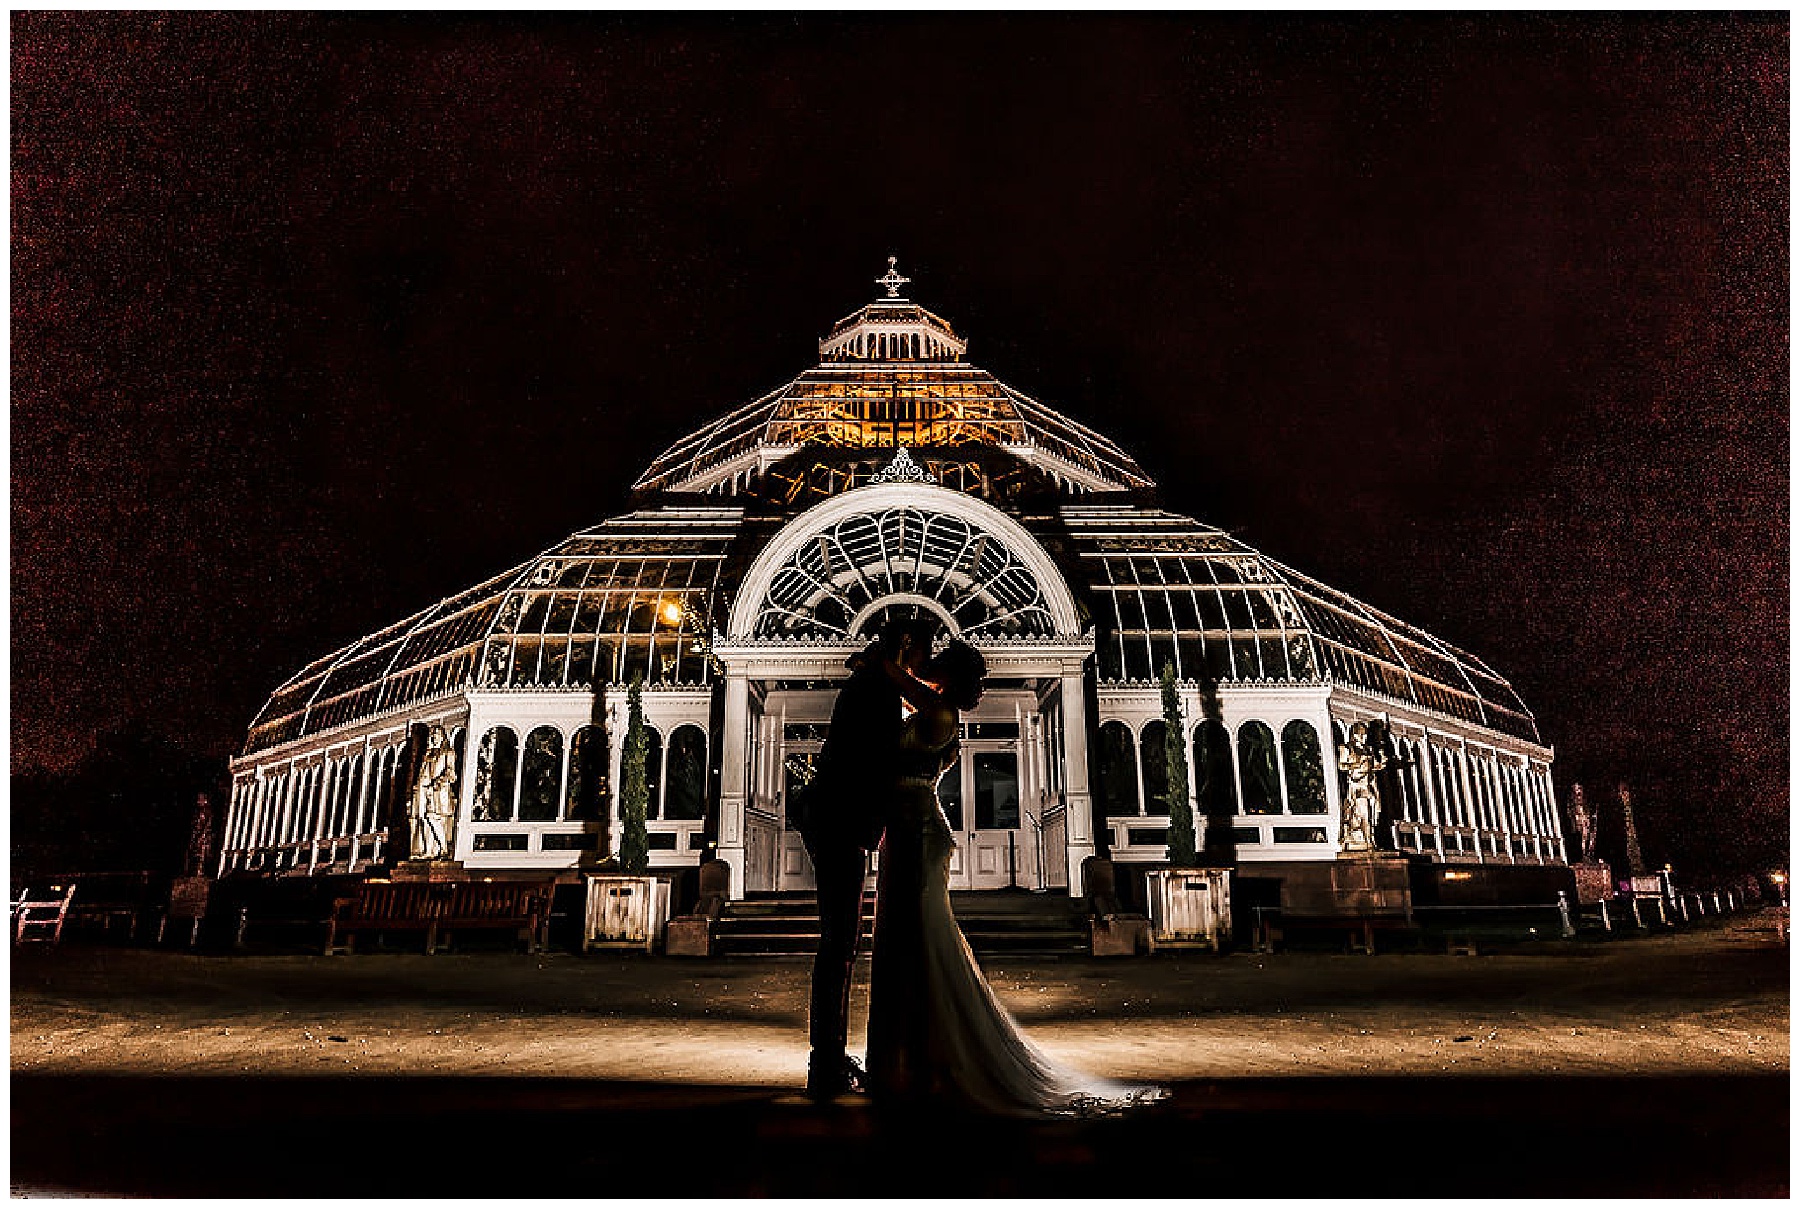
1570;861;1614;905
665;916;713;957
390;860;467;883
162;876;211;946
1089;914;1153;957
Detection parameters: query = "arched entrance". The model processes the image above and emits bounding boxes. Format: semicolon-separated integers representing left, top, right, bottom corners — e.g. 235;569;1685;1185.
712;483;1097;898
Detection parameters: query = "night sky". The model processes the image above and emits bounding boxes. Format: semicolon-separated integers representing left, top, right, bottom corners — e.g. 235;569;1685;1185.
13;13;1787;878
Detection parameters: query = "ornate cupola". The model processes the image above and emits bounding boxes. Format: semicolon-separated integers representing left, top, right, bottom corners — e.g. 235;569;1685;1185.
818;257;968;362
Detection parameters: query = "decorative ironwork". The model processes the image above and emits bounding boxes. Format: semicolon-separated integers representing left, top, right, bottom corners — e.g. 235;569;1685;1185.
868;447;936;485
876;255;911;298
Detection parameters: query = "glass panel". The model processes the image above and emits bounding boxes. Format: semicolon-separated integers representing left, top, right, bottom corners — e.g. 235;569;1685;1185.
1281;720;1329;815
473;727;518;822
565;725;606;821
519;726;563;822
973;752;1019;830
1139;720;1170;812
936;758;963;831
665;726;708;821
783;751;817;831
1194;720;1238;816
1237;721;1280;815
1095;721;1139;815
642;727;663;820
1273;826;1329;844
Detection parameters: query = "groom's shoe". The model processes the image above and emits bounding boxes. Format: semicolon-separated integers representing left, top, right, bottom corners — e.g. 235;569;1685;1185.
805;1053;867;1101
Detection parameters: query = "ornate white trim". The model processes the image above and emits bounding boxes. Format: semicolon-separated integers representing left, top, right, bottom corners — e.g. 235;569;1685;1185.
726;482;1084;637
868;446;936;485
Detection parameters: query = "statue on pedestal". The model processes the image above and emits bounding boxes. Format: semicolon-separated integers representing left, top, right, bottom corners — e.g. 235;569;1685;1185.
408;726;460;861
1618;782;1644;876
1569;783;1597;863
184;792;215;877
1336;721;1386;854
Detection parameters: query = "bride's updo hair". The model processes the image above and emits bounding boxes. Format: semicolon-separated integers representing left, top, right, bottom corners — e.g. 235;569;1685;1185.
924;640;987;712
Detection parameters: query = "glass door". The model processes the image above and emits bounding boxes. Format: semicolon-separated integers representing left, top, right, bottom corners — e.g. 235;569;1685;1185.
937;744;1025;890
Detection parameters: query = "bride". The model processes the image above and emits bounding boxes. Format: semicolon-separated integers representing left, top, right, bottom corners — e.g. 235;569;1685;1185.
863;639;1168;1117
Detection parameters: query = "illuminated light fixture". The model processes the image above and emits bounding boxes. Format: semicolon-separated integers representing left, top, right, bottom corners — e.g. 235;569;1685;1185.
659;600;684;626
1773;872;1788;885
1443;870;1473;881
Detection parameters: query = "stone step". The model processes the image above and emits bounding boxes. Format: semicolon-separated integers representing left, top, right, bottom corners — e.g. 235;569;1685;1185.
713;890;1089;956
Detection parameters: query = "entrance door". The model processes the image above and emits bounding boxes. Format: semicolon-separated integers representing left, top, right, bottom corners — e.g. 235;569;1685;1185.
936;744;1026;890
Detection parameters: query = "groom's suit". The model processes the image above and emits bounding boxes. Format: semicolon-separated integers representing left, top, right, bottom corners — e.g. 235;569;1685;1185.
797;649;904;1082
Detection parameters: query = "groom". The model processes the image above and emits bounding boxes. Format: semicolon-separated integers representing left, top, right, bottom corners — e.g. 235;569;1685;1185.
795;615;935;1101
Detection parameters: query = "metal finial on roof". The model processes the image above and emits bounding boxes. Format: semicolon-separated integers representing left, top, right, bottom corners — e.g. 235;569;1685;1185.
876;255;911;298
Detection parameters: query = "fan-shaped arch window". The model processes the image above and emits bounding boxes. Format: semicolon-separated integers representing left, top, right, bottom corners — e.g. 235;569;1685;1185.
665;726;708;821
1095;721;1139;816
474;726;519;821
754;506;1058;640
1281;720;1328;815
1237;721;1280;815
519;726;564;822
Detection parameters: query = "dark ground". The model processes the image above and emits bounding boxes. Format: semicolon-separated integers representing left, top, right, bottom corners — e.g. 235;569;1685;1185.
11;912;1789;1198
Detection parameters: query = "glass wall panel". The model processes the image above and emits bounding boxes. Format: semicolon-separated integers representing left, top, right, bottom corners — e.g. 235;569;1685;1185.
474;727;519;821
1139;720;1170;813
665;726;708;821
642;726;664;819
519;726;563;822
1096;721;1139;815
1237;721;1280;815
1281;720;1328;815
1193;720;1237;817
566;725;606;821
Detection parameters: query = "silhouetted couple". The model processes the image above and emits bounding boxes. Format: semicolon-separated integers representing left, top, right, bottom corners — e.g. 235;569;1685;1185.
794;618;1167;1117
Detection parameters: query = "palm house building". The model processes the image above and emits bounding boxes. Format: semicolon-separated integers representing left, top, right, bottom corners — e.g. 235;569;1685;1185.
222;263;1567;912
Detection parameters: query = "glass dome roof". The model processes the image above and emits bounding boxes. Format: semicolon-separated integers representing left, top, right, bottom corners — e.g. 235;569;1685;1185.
1056;504;1540;743
243;265;1540;756
632;267;1151;496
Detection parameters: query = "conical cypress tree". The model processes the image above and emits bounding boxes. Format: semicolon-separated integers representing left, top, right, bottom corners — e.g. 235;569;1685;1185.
1160;661;1198;866
619;674;651;875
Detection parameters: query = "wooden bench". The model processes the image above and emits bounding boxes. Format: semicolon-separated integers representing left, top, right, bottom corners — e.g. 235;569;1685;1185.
1258;912;1413;955
12;884;77;946
324;881;552;955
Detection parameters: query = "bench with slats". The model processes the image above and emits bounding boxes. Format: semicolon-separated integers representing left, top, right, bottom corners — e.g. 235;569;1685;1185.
324;880;551;955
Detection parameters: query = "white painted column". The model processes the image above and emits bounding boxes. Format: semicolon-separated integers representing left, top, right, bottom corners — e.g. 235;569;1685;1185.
1416;739;1446;859
1059;671;1096;896
716;672;752;899
1454;745;1483;863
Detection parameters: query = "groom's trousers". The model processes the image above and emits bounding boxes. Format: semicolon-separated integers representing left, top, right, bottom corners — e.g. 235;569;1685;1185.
808;841;869;1058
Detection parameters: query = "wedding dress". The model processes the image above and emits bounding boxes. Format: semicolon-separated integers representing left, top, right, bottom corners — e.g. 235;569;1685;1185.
863;706;1169;1118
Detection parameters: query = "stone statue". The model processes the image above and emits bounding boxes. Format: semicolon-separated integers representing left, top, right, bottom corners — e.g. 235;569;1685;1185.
1336;721;1387;854
183;793;214;877
408;726;460;861
1618;782;1644;876
1569;783;1597;863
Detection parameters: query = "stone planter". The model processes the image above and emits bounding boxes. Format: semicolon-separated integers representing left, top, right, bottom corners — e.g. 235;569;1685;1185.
1144;866;1232;950
583;874;671;953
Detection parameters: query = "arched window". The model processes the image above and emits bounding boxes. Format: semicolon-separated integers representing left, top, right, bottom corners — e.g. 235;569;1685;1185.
474;726;519;821
519;726;564;822
1096;721;1139;816
1281;720;1328;815
665;726;708;821
641;725;664;819
1237;721;1280;815
1192;720;1237;818
1139;720;1170;814
566;724;606;821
